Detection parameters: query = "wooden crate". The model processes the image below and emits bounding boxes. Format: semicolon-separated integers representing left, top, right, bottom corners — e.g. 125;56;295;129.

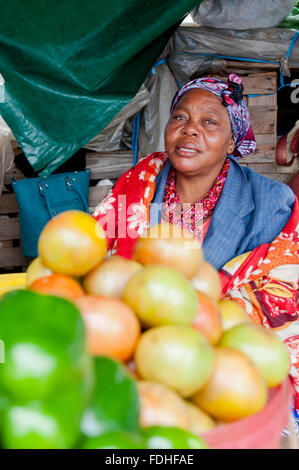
0;150;134;272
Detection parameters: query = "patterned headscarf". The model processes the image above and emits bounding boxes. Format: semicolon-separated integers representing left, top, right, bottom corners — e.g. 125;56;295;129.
170;73;256;158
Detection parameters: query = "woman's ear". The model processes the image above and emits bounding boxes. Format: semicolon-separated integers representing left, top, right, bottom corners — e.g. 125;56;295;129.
227;134;235;154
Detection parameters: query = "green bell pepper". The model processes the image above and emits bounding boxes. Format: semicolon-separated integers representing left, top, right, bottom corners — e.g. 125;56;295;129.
0;290;93;449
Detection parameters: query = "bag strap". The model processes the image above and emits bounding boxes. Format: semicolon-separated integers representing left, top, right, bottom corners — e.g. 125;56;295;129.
38;181;56;218
65;176;89;213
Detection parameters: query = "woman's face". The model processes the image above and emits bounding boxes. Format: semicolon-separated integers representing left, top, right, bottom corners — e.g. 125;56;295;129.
164;88;235;177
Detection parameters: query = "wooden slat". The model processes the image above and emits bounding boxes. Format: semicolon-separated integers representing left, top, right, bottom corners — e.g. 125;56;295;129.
245;162;296;175
249;106;277;134
0;183;113;215
0;193;19;214
0;246;31;268
255;134;276;145
4;151;133;185
0;217;20;240
241;145;276;164
213;73;277;95
248;93;277;107
242;74;277;95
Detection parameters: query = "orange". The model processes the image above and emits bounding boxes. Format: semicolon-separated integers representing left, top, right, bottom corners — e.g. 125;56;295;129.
75;295;141;360
38;210;107;277
30;274;85;300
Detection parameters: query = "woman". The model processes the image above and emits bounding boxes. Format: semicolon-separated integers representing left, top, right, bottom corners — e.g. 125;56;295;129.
94;74;299;427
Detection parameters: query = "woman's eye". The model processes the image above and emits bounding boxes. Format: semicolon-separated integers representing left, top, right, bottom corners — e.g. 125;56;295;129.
206;119;217;125
173;114;186;120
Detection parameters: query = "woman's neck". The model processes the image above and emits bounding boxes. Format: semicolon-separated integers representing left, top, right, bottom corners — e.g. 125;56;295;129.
175;161;227;204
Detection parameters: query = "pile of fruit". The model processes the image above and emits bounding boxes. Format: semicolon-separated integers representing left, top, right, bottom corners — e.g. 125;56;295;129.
0;210;290;449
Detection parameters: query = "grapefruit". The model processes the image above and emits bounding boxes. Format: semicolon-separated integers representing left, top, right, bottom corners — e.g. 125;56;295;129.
191;260;222;301
75;295;141;360
135;325;214;397
218;299;251;331
123;264;197;327
193;291;223;345
83;255;142;298
219;323;290;387
137;381;189;430
38;210;107;277
26;257;52;287
132;222;203;279
30;274;85;301
192;346;268;422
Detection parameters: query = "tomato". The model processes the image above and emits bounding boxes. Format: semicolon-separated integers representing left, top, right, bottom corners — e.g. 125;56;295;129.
75;295;141;361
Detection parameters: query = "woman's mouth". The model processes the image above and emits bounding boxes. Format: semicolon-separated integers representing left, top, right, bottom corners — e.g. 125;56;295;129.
175;146;200;157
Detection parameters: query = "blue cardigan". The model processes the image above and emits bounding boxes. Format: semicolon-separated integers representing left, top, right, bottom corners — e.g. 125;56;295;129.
149;155;295;270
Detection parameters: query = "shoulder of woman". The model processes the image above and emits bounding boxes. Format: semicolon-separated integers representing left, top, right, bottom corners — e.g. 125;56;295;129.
238;164;295;210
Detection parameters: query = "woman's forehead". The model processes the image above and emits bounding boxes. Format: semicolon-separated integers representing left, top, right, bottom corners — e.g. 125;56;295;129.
175;88;223;107
174;88;230;118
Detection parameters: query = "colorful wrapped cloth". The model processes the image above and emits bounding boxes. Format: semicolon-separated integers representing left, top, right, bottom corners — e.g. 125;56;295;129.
93;152;169;258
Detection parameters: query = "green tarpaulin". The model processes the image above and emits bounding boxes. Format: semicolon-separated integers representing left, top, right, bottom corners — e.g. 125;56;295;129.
0;0;199;176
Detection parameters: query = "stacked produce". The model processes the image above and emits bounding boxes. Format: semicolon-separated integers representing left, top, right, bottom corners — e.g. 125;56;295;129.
0;210;290;449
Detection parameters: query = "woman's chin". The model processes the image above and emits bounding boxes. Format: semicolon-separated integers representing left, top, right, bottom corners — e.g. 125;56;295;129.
170;158;203;175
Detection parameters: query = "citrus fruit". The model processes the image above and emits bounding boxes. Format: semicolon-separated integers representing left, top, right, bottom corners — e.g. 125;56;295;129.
218;299;251;331
26;257;52;287
219;323;290;387
132;222;203;279
184;401;216;435
193;291;223;345
142;426;208;449
83;255;142;298
192;346;268;422
123;264;197;327
30;274;85;300
135;325;214;397
75;295;141;360
191;260;222;301
38;210;107;277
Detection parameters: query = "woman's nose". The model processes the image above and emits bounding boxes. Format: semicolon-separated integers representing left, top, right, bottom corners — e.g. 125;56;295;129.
182;121;199;137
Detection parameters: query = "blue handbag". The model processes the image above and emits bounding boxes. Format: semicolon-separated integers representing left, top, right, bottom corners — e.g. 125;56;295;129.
10;169;90;258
